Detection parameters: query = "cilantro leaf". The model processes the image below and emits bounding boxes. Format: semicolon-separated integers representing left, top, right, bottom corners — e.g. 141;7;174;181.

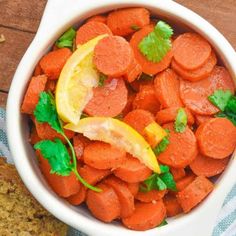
139;21;173;63
131;25;141;31
156;177;167;190
160;164;169;173
35;139;73;176
153;130;170;155
56;27;76;49
34;92;63;134
158;220;168;227
98;73;108;87
208;90;232;111
222;96;236;125
160;172;177;191
174;108;187;133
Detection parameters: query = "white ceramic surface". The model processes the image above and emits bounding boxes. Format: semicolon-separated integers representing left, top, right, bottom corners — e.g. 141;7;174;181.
6;0;236;236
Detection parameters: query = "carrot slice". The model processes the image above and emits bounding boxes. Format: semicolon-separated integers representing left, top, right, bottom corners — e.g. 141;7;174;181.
190;153;230;177
122;201;166;231
45;80;56;93
176;173;196;191
37;151;80;198
177;176;214;213
121;92;136;117
170;167;186;181
80;165;111;185
173;33;212;70
104;176;135;218
86;183;121;222
154;69;183;108
156;107;194;125
33;63;42;76
163;193;183;217
107;8;150;36
195;118;236;159
67;185;87;205
83;141;126;170
123;109;154;135
180;66;235;115
195;114;213;126
132;84;161;114
158;123;198;168
130;77;154;92
39;48;72;80
126;182;139;196
86;15;107;24
124;58;142;83
76;21;112;45
130;25;173;75
172;51;217;82
21;75;47;114
114;154;152;183
29;127;41;145
73;134;91;161
84;78;128;117
135;190;166;203
93;36;134;77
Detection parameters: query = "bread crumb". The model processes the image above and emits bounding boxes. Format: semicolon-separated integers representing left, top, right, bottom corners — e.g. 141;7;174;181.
0;34;5;43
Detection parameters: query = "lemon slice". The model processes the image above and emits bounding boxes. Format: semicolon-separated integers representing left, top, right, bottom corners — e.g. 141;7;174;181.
56;34;107;125
65;117;161;173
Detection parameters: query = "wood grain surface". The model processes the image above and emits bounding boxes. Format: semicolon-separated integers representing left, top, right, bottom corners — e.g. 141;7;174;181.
0;0;235;107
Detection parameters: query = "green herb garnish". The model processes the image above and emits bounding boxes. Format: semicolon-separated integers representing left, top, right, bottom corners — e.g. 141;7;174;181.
34;92;101;192
158;220;168;227
140;165;176;192
208;89;236;125
153;129;170;155
98;73;108;87
174;108;187;133
139;21;173;63
56;27;76;49
131;25;141;31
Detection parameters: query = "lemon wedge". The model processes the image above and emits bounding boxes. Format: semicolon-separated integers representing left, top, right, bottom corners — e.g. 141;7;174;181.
56;35;107;125
65;117;161;173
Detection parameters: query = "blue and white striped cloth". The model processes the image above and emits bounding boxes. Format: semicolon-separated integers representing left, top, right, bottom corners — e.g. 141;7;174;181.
0;107;235;236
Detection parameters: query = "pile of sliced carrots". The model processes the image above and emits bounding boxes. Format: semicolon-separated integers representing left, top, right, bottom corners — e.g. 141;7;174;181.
21;7;236;231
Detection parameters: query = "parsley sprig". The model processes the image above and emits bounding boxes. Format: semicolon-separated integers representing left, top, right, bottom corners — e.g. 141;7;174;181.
153;129;170;155
140;165;177;192
139;21;173;63
34;92;101;192
174;108;187;133
56;27;76;49
208;90;236;125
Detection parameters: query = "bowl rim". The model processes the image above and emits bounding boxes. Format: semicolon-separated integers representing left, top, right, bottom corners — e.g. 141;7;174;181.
6;0;236;235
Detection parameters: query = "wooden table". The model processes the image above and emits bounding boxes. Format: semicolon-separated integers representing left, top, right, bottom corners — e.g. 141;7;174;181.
0;0;236;108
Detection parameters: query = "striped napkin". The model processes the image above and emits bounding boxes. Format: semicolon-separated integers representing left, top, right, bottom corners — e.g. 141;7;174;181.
0;107;235;236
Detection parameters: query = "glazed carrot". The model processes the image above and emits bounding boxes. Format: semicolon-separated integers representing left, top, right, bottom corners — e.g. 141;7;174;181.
39;48;72;80
124;58;142;83
113;154;152;183
126;182;139;196
195;114;213;126
84;78;128;117
195;118;236;159
67;185;87;205
83;141;126;169
132;84;161;114
130;77;154;92
180;66;235;115
154;69;183;108
104;176;135;218
121;92;136;117
171;51;217;82
163;193;183;217
170;167;186;181
135;190;166;203
76;21;112;46
34;120;74;142
33;63;42;76
86;15;107;24
45;80;56;93
158;123;198;168
173;33;212;70
73;134;91;161
80;165;111;185
107;7;150;36
190;154;230;177
156;107;194;125
176;173;196;192
122;201;166;231
93;36;134;77
130;25;173;75
29;127;41;145
37;151;80;198
86;183;121;222
21;75;47;114
177;176;214;213
123;109;154;135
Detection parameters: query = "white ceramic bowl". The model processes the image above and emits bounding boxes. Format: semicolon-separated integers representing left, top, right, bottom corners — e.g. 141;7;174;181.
6;0;236;235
